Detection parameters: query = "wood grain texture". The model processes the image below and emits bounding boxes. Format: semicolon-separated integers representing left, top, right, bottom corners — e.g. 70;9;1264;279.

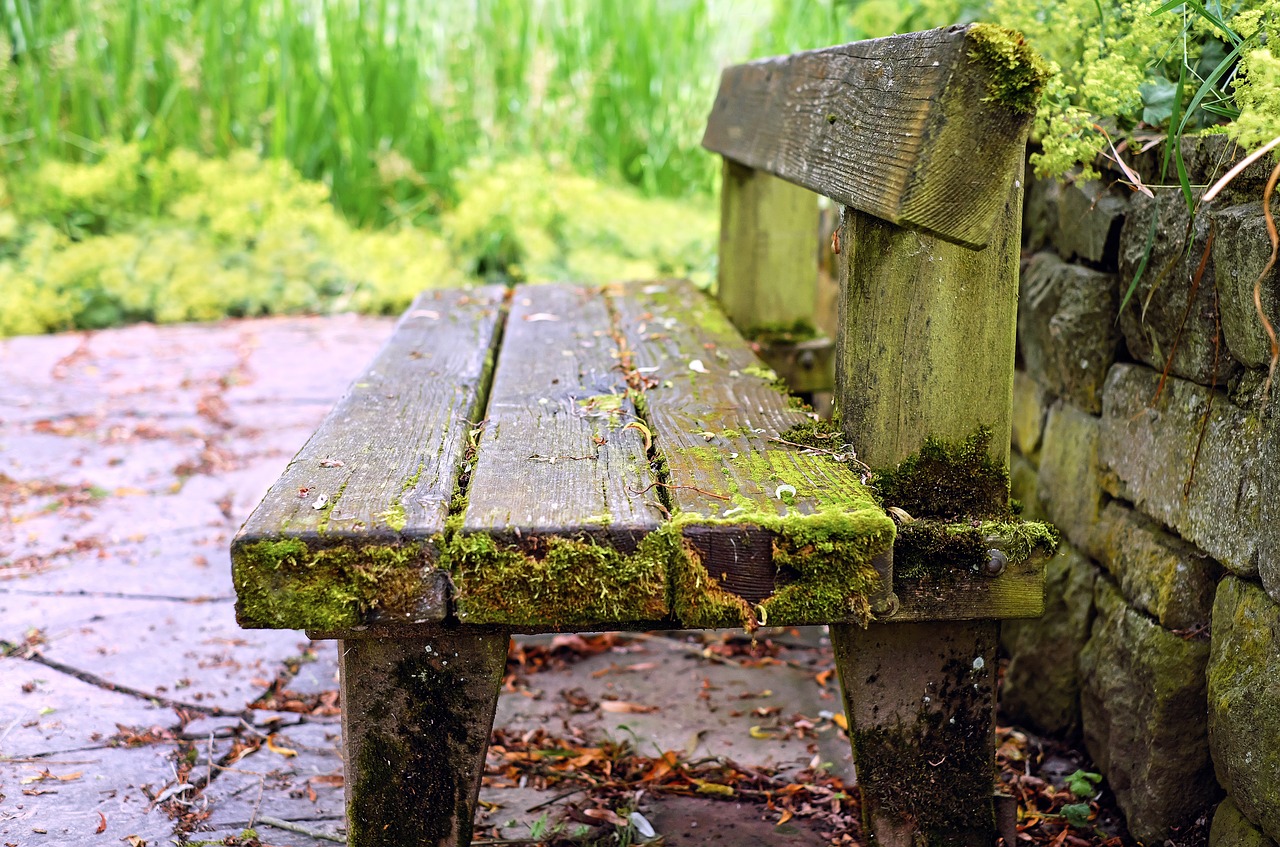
717;160;818;334
702;25;1037;249
609;280;893;612
837;180;1022;470
890;548;1048;621
461;284;662;542
231;288;505;628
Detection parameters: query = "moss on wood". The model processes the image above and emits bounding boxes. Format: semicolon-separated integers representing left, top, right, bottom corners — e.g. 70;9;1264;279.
233;538;427;630
446;531;671;626
872;427;1012;520
894;518;1058;579
965;24;1051;115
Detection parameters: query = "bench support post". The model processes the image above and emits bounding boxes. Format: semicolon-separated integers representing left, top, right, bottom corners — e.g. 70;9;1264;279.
832;620;998;846
717;159;833;393
339;631;509;847
832;176;1024;845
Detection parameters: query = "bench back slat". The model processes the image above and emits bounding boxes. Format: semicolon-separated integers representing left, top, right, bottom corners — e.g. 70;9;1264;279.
702;25;1041;249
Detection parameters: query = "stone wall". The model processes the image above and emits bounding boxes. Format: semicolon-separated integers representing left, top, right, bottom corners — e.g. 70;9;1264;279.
1003;137;1280;847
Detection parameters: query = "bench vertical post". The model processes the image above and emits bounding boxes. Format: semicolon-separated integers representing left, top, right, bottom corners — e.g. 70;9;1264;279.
340;631;509;847
717;159;818;333
716;160;832;393
830;178;1023;847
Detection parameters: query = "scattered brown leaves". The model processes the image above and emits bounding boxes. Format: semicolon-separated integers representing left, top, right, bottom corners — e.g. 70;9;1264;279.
483;728;860;844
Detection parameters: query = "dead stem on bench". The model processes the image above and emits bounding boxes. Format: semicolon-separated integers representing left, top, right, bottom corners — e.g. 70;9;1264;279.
626;481;731;500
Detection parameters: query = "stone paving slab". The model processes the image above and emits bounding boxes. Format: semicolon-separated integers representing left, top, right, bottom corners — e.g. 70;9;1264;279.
0;657;172;758
0;594;308;714
0;745;178;846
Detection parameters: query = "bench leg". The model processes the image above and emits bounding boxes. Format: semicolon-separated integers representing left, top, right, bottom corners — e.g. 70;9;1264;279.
831;620;998;847
339;631;509;847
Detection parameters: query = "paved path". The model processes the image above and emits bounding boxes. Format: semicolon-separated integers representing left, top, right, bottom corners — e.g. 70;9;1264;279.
0;316;856;846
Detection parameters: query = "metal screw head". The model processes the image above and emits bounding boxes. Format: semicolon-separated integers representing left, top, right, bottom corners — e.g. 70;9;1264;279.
985;549;1008;576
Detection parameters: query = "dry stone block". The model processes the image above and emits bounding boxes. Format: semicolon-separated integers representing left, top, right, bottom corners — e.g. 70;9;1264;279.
1018;252;1120;414
1211;203;1280;369
1079;577;1216;844
1053;180;1128;268
1099;364;1267;578
1001;541;1097;737
1261;411;1280;603
1010;453;1045;523
1212;798;1279;847
1119;192;1234;386
1012;369;1047;461
1023;168;1060;254
1209;576;1280;843
1036;401;1106;558
1091;501;1218;631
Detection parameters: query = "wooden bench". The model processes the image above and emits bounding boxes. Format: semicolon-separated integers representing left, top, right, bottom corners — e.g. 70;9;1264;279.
232;25;1052;847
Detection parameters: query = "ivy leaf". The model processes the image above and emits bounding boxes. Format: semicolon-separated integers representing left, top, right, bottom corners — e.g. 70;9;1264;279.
1061;802;1094;828
1064;768;1103;798
1140;78;1179;127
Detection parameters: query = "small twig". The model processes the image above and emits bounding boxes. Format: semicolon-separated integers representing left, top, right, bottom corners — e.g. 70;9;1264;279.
1201;133;1280;204
1256;159;1280;401
528;454;597;462
256;815;345;843
767;436;871;473
524;785;592;813
626;481;730;501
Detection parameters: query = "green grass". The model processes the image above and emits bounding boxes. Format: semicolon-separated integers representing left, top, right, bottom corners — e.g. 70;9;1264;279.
0;0;860;225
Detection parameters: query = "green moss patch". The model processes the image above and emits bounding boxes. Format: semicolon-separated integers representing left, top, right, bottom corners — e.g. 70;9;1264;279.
232;538;427;630
872;427;1011;520
894;518;1057;579
966;24;1051;115
447;531;671;626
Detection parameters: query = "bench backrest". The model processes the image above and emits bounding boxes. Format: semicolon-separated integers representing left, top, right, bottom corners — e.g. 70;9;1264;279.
702;24;1046;468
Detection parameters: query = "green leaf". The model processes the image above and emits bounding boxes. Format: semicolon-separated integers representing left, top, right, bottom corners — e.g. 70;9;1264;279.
1062;802;1094;828
1064;769;1103;798
1141;78;1179;126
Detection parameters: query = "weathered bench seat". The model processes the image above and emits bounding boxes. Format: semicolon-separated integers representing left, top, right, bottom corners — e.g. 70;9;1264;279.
234;280;1052;637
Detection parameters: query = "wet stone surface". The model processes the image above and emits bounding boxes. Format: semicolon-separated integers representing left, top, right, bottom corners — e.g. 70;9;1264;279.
0;316;869;846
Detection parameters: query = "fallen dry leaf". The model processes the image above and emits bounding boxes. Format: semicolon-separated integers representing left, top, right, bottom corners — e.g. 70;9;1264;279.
95;811;107;833
599;700;658;714
266;734;298;758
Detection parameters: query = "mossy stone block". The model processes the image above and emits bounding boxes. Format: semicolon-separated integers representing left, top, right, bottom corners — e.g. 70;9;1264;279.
1099;364;1265;579
1091;501;1219;631
1209;577;1280;843
1052;180;1127;269
1018;252;1120;414
1079;577;1216;844
1211;797;1279;847
1001;540;1097;737
1036;400;1105;557
1022;169;1060;254
1012;369;1048;461
1009;452;1045;522
1210;203;1280;370
1117;191;1235;387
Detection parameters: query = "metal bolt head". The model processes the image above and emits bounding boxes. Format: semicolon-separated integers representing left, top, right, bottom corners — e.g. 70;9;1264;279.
985;548;1008;576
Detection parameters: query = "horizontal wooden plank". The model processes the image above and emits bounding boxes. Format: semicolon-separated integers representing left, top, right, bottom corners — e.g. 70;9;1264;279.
453;284;668;627
889;546;1050;622
701;25;1044;249
608;280;896;628
232;287;507;630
